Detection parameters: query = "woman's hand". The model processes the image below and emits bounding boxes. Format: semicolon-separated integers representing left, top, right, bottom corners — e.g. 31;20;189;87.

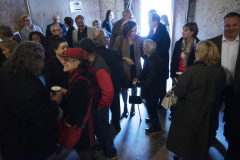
51;90;63;105
60;88;67;95
174;78;178;83
124;57;135;66
132;78;138;86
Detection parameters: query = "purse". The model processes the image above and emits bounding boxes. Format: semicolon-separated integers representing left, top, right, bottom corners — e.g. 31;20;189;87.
161;86;178;110
58;95;93;149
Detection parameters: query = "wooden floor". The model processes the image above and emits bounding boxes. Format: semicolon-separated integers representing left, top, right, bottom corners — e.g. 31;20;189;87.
0;86;228;160
53;88;228;160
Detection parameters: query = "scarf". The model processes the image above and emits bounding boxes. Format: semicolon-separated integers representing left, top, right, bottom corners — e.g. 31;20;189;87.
181;38;196;67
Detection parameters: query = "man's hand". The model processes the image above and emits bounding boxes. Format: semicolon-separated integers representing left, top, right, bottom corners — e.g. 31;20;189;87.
132;78;138;86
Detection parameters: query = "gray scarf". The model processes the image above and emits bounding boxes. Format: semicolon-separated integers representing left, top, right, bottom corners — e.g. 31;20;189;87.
181;38;196;67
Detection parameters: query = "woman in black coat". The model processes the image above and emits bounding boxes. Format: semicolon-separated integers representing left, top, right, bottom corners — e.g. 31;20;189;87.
0;42;63;160
44;35;69;92
29;31;55;64
59;48;96;160
170;22;200;82
166;40;226;159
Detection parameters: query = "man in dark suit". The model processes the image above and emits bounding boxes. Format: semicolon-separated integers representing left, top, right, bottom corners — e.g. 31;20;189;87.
93;30;124;130
209;12;240;141
147;12;170;107
46;14;67;38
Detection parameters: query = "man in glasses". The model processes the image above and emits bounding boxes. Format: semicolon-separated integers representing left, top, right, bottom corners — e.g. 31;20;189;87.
50;24;73;47
20;15;43;41
108;8;133;49
46;14;67;38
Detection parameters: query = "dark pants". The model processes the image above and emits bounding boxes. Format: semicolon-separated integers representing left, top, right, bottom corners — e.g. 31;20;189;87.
110;91;120;124
225;135;240;160
213;86;234;137
92;106;117;157
76;149;92;160
146;100;161;128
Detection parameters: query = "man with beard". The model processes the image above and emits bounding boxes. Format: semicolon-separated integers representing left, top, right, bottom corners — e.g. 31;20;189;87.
72;15;97;47
46;14;67;38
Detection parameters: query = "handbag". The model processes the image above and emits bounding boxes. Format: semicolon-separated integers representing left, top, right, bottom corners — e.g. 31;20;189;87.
58;95;93;149
161;86;178;110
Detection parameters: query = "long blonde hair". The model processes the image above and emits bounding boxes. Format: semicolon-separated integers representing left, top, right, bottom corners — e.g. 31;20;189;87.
195;40;220;67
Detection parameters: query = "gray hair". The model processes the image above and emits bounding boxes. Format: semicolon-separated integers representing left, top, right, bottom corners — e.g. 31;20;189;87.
92;19;101;27
93;30;105;45
143;39;157;54
122;8;132;17
50;24;59;33
75;15;85;23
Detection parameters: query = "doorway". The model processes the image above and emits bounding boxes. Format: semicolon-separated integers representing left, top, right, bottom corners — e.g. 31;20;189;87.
140;0;172;37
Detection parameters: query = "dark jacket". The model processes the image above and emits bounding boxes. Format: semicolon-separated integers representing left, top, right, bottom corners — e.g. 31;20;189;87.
63;67;96;151
109;18;124;49
44;56;69;91
136;53;163;101
170;37;200;78
89;54;114;110
209;35;240;94
102;20;115;37
46;23;67;38
147;23;170;79
96;46;123;93
66;26;75;37
0;70;59;160
43;45;55;65
166;62;226;158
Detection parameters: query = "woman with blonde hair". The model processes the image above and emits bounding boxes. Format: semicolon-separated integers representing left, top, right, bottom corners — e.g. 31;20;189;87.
166;40;226;159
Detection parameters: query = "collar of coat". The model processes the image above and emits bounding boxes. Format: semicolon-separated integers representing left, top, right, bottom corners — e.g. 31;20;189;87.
69;67;85;85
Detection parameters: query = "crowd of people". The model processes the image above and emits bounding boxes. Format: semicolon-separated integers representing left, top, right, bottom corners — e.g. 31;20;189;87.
0;7;239;160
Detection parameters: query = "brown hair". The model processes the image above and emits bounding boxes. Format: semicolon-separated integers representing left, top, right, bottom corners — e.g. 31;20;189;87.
121;20;137;37
0;39;18;54
183;22;198;38
21;14;30;22
195;40;220;67
75;15;85;23
105;10;114;22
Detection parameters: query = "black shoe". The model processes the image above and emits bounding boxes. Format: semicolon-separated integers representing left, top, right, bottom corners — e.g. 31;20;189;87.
145;126;161;133
122;111;129;118
145;118;151;123
130;111;135;117
111;122;121;130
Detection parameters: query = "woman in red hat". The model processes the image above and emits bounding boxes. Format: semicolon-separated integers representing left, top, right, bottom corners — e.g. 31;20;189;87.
59;48;96;160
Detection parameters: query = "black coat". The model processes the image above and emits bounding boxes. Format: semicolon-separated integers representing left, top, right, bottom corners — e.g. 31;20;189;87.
0;70;59;160
44;56;69;91
63;67;96;151
136;53;164;101
96;46;123;93
209;35;240;94
147;23;170;79
166;62;226;158
66;26;75;37
170;37;200;78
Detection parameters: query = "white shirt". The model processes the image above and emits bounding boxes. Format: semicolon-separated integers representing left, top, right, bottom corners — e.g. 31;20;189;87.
221;35;239;85
153;25;158;34
21;24;43;41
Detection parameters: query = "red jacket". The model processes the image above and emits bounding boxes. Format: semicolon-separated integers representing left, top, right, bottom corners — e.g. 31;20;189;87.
89;54;114;110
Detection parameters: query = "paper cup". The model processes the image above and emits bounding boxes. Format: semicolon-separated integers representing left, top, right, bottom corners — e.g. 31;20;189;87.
176;72;183;75
51;86;61;95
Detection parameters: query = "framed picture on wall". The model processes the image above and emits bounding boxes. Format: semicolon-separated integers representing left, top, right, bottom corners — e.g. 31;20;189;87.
69;1;83;12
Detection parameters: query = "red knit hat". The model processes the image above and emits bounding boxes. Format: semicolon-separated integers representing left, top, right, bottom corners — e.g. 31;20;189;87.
58;48;88;60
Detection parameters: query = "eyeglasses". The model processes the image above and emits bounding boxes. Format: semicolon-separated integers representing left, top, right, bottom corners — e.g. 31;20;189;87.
53;19;59;21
